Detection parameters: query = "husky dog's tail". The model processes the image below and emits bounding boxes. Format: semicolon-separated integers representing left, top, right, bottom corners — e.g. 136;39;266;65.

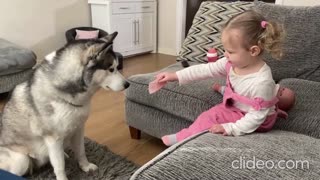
181;60;190;68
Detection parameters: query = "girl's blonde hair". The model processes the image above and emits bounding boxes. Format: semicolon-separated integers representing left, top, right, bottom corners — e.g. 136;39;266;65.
224;10;285;59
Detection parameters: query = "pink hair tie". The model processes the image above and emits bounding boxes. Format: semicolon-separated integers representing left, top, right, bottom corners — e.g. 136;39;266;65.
261;21;267;28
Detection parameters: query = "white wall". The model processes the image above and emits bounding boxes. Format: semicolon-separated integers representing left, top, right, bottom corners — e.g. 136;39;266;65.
3;0;318;59
276;0;320;6
157;0;177;56
0;0;91;59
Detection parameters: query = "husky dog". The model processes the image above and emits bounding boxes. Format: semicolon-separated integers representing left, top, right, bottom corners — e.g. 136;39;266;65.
0;32;129;180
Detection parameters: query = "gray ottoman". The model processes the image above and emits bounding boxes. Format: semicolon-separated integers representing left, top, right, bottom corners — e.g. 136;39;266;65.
130;130;320;180
0;38;36;93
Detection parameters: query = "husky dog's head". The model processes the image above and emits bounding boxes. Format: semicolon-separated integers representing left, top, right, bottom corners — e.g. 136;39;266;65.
45;32;129;93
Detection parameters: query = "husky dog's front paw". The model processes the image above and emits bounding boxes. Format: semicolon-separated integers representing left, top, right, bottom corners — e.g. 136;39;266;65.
80;163;98;172
56;176;68;180
56;173;68;180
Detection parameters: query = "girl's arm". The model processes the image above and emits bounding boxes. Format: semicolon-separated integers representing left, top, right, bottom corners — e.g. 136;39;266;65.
176;57;227;85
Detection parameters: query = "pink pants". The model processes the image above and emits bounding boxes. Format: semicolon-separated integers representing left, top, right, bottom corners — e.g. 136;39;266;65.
176;103;277;141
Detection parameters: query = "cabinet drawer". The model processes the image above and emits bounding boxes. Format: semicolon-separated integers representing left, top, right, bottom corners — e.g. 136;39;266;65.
135;2;154;13
112;3;135;14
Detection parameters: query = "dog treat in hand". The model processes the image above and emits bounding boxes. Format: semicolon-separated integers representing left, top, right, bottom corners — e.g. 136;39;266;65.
149;77;167;94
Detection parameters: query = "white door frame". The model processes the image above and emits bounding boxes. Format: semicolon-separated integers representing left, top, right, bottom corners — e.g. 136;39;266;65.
176;0;187;55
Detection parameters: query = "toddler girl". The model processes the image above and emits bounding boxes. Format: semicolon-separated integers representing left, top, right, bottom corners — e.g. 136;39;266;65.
157;10;285;146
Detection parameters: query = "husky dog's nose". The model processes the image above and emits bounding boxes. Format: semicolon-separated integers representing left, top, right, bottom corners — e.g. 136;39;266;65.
124;82;130;89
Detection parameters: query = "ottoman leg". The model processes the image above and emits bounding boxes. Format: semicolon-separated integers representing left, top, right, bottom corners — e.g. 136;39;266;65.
129;126;141;139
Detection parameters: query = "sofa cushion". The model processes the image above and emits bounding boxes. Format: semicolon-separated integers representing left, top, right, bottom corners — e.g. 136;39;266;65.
254;2;320;82
177;1;253;63
131;130;320;179
274;78;320;139
0;38;36;76
126;62;225;122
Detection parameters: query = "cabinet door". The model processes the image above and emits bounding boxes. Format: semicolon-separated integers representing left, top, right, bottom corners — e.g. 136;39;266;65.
111;14;135;53
136;13;154;49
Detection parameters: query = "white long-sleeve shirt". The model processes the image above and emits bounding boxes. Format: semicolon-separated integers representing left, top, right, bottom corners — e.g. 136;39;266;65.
176;57;277;136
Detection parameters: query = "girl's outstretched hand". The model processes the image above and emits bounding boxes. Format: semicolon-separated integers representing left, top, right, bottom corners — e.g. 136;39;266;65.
209;124;228;136
156;72;178;83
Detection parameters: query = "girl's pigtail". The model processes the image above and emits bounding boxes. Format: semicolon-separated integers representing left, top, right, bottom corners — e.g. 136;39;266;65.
258;21;285;60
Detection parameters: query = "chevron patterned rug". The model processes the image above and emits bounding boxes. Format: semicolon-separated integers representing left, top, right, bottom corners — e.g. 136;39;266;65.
26;138;139;180
178;1;253;63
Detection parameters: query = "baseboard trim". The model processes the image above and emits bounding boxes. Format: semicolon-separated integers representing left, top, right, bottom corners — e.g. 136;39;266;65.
158;48;177;56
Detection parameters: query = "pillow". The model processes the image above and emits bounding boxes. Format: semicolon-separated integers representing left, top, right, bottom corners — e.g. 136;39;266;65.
0;38;36;75
254;2;320;82
75;29;99;40
177;1;254;63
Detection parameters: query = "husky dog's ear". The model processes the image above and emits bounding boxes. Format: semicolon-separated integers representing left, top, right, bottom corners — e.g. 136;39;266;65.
85;41;107;57
85;43;113;69
100;32;118;43
96;43;114;69
98;44;113;57
86;59;97;69
84;43;102;67
94;42;110;54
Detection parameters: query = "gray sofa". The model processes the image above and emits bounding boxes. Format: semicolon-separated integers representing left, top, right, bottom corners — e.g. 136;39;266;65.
0;38;36;93
125;1;320;179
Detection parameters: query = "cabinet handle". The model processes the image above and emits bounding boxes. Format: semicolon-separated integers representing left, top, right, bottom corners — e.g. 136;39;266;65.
119;7;130;10
142;6;151;9
133;20;137;45
137;20;140;44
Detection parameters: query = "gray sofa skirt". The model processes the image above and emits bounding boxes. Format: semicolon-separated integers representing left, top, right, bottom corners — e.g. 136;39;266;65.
125;100;191;138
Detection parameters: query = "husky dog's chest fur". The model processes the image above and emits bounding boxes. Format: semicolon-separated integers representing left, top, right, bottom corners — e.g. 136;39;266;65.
43;101;89;135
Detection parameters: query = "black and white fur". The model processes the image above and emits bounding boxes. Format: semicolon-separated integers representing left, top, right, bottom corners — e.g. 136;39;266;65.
0;32;129;180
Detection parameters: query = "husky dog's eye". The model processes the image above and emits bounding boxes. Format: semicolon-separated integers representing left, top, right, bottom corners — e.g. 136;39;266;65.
109;68;114;72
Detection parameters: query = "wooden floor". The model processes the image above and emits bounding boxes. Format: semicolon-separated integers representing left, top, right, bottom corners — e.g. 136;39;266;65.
0;53;176;166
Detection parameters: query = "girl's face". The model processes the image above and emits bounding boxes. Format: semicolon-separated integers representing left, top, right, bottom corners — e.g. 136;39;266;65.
221;29;259;68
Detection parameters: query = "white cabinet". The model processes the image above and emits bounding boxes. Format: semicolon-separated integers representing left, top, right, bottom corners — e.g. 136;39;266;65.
88;0;157;57
111;14;136;53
